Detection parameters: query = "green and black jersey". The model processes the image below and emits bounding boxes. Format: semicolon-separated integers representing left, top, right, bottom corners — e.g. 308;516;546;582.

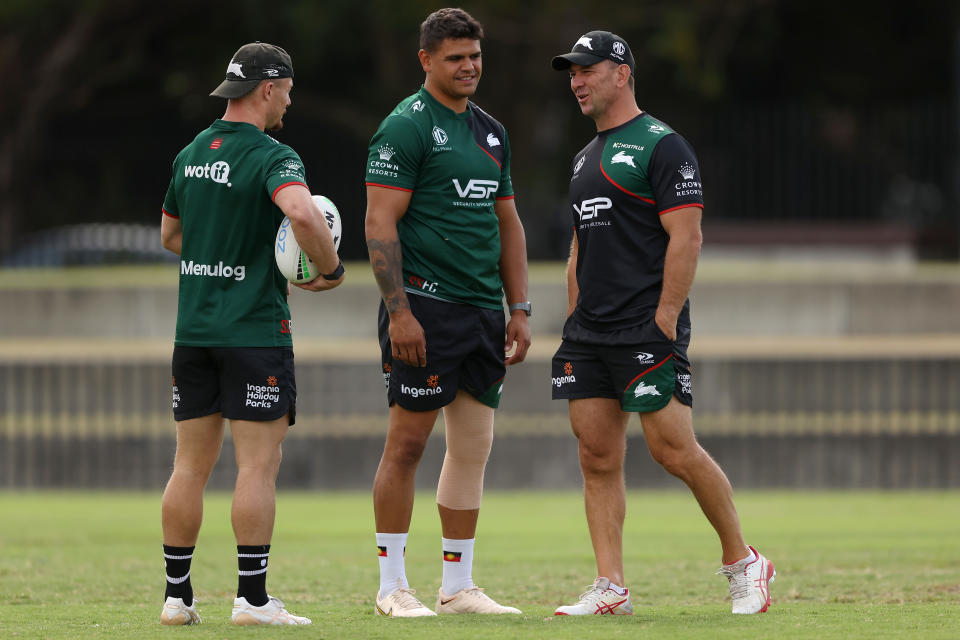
162;119;307;347
567;113;704;341
365;87;514;310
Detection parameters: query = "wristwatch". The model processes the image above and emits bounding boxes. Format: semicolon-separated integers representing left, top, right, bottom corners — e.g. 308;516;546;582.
321;260;345;281
509;301;532;316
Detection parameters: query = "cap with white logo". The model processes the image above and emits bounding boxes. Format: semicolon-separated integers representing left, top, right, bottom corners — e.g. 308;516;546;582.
210;42;294;100
551;30;635;76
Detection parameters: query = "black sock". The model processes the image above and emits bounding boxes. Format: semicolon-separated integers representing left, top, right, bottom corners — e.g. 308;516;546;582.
163;544;194;606
237;544;270;607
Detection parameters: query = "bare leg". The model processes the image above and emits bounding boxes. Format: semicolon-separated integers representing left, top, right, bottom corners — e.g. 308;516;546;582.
639;396;749;565
161;414;225;546
570;397;629;586
230;416;289;544
373;404;439;532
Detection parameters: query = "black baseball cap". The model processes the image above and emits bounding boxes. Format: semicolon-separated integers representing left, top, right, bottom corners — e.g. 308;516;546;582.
210;42;294;99
551;30;635;76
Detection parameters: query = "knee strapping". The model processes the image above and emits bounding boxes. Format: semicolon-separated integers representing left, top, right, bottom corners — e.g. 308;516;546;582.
436;395;494;510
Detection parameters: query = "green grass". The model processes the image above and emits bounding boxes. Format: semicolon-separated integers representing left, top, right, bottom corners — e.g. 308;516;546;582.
1;491;958;638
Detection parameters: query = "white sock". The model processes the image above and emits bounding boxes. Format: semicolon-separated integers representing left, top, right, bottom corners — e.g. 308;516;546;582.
376;532;408;598
607;581;628;596
440;537;475;595
726;547;756;568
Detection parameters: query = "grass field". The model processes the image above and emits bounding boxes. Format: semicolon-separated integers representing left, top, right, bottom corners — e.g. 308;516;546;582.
1;491;958;639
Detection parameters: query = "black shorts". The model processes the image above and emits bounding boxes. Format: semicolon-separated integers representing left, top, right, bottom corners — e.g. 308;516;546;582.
172;346;296;425
551;318;693;412
378;295;506;411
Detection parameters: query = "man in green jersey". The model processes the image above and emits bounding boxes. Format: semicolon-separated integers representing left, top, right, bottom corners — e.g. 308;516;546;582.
364;8;530;617
158;42;343;627
549;32;775;616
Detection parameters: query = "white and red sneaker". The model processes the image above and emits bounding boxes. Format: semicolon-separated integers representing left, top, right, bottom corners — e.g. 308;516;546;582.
717;546;775;614
554;577;633;616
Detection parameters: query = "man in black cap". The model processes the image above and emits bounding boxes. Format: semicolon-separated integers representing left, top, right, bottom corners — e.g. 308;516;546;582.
549;31;775;616
158;41;342;627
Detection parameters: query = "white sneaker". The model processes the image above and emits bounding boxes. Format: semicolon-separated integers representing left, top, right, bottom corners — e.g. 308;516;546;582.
717;546;776;614
554;577;633;616
375;586;437;617
436;587;522;614
159;596;201;625
231;595;312;625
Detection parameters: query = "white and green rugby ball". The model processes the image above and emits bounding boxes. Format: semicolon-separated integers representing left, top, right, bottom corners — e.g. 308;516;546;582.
275;195;342;283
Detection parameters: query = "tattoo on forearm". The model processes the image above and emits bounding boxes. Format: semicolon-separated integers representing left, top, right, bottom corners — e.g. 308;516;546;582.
367;237;409;314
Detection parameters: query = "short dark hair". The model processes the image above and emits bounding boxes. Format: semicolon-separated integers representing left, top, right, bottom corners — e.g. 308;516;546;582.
419;8;484;53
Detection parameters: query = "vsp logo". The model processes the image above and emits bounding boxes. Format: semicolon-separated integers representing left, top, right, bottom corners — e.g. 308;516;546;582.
573;197;612;220
452;178;498;199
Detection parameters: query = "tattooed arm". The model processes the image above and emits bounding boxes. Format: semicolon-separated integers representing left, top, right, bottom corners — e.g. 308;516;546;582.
364;185;426;367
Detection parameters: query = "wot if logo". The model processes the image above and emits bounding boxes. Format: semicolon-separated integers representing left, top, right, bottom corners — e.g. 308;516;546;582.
183;161;231;186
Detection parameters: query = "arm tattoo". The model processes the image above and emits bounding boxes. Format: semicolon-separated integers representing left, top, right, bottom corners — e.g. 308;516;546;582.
367;237;409;314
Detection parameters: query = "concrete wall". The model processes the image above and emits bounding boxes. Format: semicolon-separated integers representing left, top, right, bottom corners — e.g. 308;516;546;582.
3;262;960;338
4;433;959;490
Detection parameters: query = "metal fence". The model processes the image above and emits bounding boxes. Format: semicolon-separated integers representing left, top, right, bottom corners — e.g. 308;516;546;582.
3;351;958;489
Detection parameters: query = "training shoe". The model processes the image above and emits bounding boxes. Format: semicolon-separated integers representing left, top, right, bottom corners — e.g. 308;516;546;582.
436;586;522;614
376;585;437;617
159;596;201;625
717;546;776;614
231;595;312;625
554;577;633;615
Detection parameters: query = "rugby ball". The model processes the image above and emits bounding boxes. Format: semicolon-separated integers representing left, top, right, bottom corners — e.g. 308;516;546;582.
275;195;342;283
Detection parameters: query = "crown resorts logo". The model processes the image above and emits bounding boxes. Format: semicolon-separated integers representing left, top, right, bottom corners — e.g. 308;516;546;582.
678;163;696;180
378;144;396;161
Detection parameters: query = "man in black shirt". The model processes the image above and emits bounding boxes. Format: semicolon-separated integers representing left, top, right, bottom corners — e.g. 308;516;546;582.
549;31;775;617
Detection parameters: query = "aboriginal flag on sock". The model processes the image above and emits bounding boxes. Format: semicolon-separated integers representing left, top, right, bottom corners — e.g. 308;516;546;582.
443;551;462;562
378;546;387;557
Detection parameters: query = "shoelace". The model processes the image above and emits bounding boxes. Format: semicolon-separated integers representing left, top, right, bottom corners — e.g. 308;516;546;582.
576;583;606;605
393;588;426;610
716;566;751;600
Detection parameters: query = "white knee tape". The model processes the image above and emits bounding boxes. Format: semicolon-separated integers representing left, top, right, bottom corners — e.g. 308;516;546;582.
436;394;494;510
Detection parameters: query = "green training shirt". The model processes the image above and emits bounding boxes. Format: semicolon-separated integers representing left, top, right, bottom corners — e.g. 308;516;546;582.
365;87;514;310
162;119;307;347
